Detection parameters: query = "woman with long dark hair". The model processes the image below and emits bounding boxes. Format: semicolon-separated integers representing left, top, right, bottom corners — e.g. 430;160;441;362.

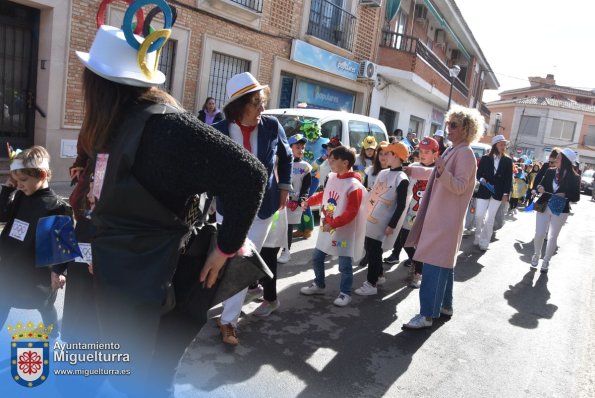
473;134;513;250
197;96;223;125
75;23;266;396
531;148;580;272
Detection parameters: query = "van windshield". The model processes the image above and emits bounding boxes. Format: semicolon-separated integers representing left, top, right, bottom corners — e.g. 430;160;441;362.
275;115;320;139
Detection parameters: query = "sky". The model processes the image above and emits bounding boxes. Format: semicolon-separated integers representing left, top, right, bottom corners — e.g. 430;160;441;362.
455;0;595;102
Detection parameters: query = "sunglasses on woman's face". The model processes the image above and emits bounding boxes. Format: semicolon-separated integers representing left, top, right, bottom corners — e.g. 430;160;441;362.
448;121;458;129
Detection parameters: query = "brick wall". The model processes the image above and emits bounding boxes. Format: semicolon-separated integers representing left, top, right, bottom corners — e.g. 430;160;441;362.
353;6;382;62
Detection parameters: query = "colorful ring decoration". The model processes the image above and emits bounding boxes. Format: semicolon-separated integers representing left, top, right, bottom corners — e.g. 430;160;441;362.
123;0;172;52
143;5;177;38
96;0;144;35
137;28;171;79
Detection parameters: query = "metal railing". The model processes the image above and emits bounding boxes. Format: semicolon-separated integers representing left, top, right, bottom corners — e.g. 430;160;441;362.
229;0;263;13
307;0;356;51
381;30;469;97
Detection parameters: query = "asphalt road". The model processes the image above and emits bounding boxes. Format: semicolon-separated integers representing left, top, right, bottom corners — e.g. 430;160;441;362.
1;185;593;397
174;194;595;398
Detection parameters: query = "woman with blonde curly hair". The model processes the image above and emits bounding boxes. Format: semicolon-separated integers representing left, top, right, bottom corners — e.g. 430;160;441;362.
402;105;481;329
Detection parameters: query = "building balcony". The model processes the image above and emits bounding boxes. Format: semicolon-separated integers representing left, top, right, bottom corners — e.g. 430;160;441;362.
480;102;490;117
229;0;263;13
306;0;356;52
379;30;469;101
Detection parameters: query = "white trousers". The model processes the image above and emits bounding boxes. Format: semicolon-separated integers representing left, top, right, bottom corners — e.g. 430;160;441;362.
533;207;568;262
219;215;273;326
474;197;502;247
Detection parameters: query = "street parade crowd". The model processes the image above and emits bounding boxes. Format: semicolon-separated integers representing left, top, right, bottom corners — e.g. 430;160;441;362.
0;1;585;396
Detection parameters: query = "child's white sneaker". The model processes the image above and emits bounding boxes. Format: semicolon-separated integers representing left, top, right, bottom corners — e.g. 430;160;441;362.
300;283;325;295
278;248;290;264
354;281;377;296
333;293;351;307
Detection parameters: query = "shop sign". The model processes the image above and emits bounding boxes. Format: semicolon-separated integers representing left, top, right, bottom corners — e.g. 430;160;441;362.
291;39;359;81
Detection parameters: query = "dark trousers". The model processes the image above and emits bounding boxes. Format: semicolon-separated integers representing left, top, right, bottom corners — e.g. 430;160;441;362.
260;247;280;302
287;224;296;250
364;237;383;285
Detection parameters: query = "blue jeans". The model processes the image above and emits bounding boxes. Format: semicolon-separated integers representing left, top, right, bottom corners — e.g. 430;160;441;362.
312;248;353;295
419;263;454;318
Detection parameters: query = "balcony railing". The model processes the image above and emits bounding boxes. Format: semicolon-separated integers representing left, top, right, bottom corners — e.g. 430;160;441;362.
307;0;356;51
230;0;263;13
381;30;469;97
480;102;490;116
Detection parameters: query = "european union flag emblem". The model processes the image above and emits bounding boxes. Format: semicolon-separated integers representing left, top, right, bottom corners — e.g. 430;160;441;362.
548;195;568;216
35;216;82;268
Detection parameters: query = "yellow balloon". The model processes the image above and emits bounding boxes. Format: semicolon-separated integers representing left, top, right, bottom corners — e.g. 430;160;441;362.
137;29;171;80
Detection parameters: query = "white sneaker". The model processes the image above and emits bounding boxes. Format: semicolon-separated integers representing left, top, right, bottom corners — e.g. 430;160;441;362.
530;254;539;268
473;235;480;246
540;260;549;273
300;283;325;296
244;285;263;303
354;281;378;296
278;248;291;264
376;276;386;286
253;300;280;317
402;314;433;330
409;273;422;289
440;307;453;317
333;293;351;307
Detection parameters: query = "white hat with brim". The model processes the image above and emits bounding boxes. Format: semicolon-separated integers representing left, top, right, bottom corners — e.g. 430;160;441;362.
225;72;268;106
560;148;577;164
434;130;445;137
491;134;508;146
76;25;165;88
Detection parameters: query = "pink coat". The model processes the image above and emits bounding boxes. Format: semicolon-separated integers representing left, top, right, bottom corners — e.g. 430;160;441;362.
405;142;477;268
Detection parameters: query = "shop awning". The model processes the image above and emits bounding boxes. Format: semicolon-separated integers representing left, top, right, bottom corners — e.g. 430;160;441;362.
386;0;401;22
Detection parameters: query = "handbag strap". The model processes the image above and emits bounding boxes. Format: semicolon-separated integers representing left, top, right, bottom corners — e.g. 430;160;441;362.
180;193;214;253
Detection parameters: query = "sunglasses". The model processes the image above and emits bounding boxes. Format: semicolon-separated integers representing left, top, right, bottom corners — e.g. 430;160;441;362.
447;121;458;129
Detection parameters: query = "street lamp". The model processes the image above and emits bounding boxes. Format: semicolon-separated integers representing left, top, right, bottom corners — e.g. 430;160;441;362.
446;65;461;111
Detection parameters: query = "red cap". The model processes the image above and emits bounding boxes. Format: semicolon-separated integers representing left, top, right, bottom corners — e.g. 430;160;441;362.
419;137;439;152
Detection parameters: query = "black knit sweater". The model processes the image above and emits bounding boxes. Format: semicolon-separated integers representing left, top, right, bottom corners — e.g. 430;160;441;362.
131;112;267;254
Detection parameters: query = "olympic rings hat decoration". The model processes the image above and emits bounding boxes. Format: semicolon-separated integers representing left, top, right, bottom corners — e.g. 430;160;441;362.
77;0;176;87
225;72;269;106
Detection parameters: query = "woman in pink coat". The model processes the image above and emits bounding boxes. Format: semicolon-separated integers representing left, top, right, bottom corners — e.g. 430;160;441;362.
402;105;482;330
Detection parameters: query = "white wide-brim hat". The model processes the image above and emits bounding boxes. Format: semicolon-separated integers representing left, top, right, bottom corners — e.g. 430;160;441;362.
491;134;508;146
225;72;268;106
560;148;577;164
434;130;445;138
76;25;165;87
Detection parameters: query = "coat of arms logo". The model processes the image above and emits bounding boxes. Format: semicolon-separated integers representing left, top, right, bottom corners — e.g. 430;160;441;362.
7;321;53;387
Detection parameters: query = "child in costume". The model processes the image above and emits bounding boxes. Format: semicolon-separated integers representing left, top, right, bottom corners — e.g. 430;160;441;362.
279;134;312;264
300;146;366;307
355;135;378;179
355;141;410;296
0;146;72;327
399;137;439;288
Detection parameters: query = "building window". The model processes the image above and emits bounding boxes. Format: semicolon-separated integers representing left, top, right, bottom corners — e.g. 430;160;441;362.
230;0;263;12
518;115;540;137
549;119;576;141
208;52;251;109
585;125;595;146
158;39;177;93
378;107;397;135
409;116;424;135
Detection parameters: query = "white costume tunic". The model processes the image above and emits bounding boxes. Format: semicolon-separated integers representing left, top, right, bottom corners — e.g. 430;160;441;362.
403;162;432;231
316;173;366;259
365;168;408;241
287;159;312;224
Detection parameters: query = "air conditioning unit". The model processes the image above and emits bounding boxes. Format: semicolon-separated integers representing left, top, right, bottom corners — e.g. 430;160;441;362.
414;4;427;23
358;60;377;80
360;0;382;7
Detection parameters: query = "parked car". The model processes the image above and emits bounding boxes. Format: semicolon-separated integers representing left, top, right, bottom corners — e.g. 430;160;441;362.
264;108;389;151
581;169;594;194
470;142;492;165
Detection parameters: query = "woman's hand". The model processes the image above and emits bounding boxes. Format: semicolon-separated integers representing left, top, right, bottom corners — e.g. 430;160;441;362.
502;194;509;203
70;167;84;180
279;190;289;210
403;166;411;177
200;249;228;288
384;226;395;236
435;157;446;175
51;272;66;291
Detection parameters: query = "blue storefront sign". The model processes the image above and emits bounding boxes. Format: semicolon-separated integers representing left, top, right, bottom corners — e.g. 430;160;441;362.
296;80;355;111
291;39;359;81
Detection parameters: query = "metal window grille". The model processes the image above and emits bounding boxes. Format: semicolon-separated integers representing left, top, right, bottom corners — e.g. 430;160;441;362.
229;0;263;13
207;52;250;109
158;39;177;93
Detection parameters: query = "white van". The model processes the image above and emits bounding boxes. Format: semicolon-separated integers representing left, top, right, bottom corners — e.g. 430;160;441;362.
264;108;389;151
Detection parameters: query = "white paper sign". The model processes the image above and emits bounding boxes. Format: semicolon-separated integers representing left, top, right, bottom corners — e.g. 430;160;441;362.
9;219;29;241
74;242;93;264
60;139;78;158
